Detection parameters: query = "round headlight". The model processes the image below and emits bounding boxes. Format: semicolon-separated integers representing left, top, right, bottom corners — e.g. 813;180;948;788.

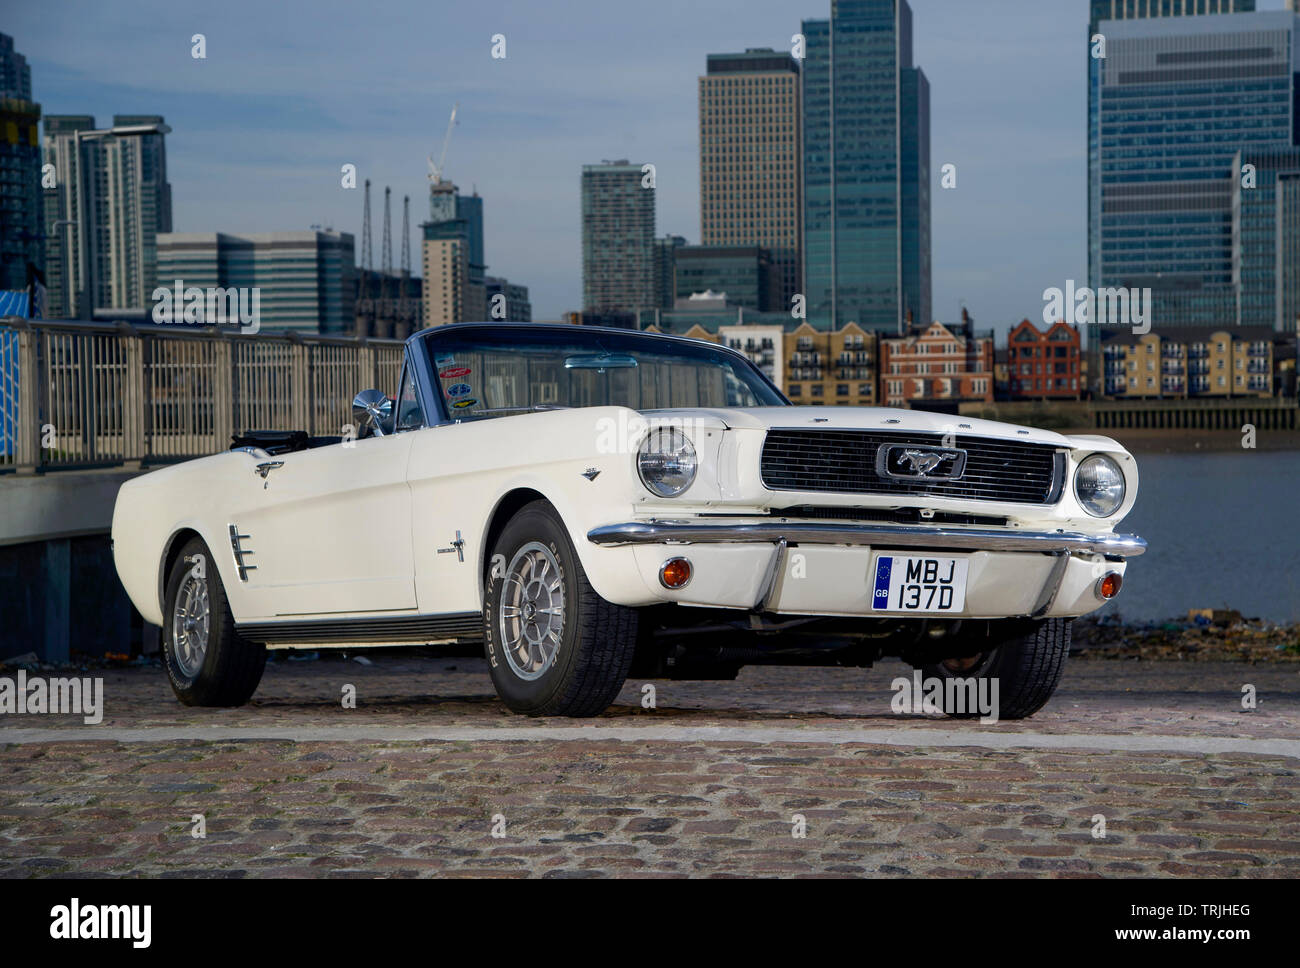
637;428;697;498
1074;453;1125;517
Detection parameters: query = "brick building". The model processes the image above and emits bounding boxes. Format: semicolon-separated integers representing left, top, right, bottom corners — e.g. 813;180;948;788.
878;312;993;408
1007;319;1082;399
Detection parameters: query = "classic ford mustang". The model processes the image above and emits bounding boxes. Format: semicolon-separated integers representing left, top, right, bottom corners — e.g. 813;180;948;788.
112;323;1145;719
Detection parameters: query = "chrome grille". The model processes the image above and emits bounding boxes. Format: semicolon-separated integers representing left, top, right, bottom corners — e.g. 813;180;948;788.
760;429;1062;504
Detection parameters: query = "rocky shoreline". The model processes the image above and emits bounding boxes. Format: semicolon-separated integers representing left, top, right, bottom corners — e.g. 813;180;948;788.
1072;614;1300;663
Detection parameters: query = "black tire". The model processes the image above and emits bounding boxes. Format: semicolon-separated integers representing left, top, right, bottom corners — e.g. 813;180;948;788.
484;500;638;717
162;537;267;706
919;618;1071;720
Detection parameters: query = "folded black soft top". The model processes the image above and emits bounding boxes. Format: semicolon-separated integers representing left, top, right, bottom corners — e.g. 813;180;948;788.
230;430;342;455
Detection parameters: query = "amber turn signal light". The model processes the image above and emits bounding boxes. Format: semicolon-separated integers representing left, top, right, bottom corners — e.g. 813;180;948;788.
659;557;693;589
1097;571;1123;600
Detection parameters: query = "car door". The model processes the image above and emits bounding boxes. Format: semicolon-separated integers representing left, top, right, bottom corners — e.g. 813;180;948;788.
227;429;417;620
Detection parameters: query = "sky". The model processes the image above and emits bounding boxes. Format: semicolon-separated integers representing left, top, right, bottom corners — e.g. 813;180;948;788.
9;0;1290;333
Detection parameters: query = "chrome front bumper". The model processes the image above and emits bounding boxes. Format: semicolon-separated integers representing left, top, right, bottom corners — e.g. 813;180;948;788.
587;520;1147;559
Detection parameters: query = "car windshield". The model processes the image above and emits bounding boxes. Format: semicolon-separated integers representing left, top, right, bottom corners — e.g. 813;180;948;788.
419;327;786;418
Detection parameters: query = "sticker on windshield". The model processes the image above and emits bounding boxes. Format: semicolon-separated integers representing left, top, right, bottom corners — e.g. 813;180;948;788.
439;366;471;379
452;397;478;409
446;383;472;398
435;354;455;368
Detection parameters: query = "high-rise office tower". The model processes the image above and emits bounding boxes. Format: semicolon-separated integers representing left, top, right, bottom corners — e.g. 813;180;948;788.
1090;9;1298;329
1086;2;1257;298
801;0;930;333
0;33;42;292
422;180;486;325
42;114;172;318
899;66;930;336
581;160;656;313
699;48;801;308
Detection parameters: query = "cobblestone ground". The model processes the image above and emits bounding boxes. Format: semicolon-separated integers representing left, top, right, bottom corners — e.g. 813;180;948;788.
1;657;1297;877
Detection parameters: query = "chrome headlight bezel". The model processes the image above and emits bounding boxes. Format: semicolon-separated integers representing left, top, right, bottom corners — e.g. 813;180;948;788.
1074;452;1126;517
637;428;698;498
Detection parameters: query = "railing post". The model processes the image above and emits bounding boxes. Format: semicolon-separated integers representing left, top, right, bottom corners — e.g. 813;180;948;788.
288;331;309;433
119;322;146;468
15;321;40;474
357;334;375;395
213;333;233;452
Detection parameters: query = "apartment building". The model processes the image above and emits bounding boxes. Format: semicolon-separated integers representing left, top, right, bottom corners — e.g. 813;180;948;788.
1099;328;1275;398
784;322;877;406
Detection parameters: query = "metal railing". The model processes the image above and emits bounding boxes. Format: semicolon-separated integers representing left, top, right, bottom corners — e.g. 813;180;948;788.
0;317;405;473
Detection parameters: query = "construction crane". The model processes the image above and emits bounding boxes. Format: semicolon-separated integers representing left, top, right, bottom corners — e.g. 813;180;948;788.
399;194;411;330
357;179;374;332
427;104;459;186
400;194;410;291
380;186;393;312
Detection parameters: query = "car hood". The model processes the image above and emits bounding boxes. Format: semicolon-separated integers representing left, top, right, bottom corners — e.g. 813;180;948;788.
639;406;1081;449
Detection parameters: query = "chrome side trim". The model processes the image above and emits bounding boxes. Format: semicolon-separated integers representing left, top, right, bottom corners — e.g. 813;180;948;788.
236;611;483;644
228;524;257;581
586;521;1147;558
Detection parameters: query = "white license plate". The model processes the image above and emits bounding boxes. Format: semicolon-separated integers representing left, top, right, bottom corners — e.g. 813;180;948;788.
870;555;968;613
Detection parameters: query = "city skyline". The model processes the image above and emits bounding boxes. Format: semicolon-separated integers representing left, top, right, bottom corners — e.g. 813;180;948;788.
10;0;1259;334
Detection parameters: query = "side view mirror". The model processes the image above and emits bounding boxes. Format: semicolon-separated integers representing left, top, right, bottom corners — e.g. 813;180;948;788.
352;389;393;438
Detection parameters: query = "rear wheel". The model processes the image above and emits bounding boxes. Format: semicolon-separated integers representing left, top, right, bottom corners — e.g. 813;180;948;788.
484;501;638;717
919;618;1071;720
162;537;267;706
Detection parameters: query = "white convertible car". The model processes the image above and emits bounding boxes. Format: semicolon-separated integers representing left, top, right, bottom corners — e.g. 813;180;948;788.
113;323;1145;719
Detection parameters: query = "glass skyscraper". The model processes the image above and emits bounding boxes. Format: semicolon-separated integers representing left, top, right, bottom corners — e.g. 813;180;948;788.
1089;8;1297;329
801;0;930;333
1234;146;1300;333
1086;1;1256;303
0;33;42;293
899;65;931;332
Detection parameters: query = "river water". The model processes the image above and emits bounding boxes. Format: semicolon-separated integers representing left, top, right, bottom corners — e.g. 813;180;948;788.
1103;450;1300;623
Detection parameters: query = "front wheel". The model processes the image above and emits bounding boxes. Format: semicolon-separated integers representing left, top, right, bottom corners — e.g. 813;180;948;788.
162;537;267;706
484;501;638;717
919;618;1071;720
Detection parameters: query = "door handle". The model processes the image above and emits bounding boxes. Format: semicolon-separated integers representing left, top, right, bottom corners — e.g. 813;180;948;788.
255;461;284;479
